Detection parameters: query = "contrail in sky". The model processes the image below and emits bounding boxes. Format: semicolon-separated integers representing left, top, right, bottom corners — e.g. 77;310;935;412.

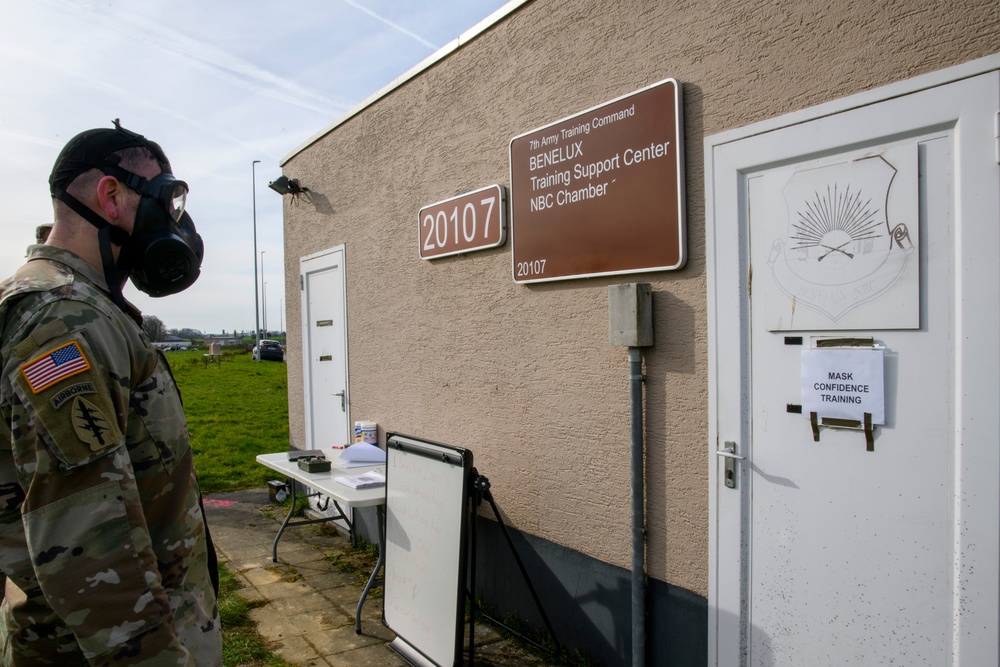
36;0;355;118
342;0;439;50
0;35;272;159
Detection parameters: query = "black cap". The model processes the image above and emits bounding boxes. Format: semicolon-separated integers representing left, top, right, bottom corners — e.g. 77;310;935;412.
49;121;170;194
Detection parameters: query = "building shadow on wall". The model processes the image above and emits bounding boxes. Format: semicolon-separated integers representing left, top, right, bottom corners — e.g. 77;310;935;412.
471;503;737;665
470;509;629;665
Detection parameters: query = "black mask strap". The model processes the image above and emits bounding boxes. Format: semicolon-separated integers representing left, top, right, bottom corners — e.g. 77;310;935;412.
96;225;132;315
53;188;131;246
52;189;128;246
56;187;134;316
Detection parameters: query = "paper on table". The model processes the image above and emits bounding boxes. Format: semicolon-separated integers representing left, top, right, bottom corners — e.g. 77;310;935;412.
335;471;386;490
339;442;386;463
332;459;381;469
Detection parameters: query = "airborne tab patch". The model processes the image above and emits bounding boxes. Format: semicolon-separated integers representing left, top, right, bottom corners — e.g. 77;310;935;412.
20;341;91;393
51;382;97;409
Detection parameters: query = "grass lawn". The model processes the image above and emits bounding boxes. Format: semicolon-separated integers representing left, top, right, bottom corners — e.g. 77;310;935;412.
166;349;290;494
167;348;294;666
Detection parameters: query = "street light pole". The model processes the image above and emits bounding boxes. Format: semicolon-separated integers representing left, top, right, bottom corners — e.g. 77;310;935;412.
261;250;266;337
252;160;261;361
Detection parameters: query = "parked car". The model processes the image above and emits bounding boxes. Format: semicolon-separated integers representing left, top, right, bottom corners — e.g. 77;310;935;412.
253;339;284;362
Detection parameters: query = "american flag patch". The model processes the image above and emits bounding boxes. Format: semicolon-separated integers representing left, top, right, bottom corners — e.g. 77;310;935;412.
21;341;91;394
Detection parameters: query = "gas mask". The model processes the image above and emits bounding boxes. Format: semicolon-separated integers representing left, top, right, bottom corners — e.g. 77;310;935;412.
48;122;204;308
105;168;204;297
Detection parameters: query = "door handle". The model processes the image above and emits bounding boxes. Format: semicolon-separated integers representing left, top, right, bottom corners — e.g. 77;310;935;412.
333;390;345;411
716;441;744;489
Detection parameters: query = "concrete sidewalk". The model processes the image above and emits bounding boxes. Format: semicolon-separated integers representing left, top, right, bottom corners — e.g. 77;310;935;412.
204;488;559;667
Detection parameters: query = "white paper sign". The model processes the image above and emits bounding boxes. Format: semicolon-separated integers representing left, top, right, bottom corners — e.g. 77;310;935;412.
801;348;885;424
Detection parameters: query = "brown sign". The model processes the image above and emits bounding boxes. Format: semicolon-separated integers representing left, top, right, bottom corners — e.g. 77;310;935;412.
509;79;685;283
418;185;506;260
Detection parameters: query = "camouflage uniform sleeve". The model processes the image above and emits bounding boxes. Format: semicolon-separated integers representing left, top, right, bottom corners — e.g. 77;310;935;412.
0;415;14;605
7;299;193;666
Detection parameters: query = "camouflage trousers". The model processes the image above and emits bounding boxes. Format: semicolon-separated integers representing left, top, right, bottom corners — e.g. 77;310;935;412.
0;586;89;665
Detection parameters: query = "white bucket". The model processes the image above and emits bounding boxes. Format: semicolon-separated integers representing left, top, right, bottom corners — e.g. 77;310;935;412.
359;421;377;444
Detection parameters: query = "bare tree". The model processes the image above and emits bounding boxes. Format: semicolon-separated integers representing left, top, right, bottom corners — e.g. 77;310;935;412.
142;315;166;342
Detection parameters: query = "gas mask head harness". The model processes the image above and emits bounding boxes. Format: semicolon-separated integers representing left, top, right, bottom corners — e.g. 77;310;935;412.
48;121;204;309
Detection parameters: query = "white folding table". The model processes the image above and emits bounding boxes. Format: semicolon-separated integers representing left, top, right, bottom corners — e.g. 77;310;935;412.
255;452;385;634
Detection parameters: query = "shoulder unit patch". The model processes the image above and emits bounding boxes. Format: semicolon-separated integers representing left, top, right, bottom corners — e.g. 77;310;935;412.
71;396;115;451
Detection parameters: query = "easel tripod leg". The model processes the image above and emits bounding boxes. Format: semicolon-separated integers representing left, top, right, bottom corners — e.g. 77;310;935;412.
468;474;560;656
483;489;560;652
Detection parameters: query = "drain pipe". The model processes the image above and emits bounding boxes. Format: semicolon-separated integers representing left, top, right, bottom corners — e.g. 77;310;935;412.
628;345;646;667
608;284;653;667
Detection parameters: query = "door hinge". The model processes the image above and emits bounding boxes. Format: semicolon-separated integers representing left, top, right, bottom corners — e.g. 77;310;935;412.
300;275;304;290
994;112;1000;165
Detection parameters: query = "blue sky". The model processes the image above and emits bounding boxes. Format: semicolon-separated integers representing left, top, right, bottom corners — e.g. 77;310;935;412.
0;0;511;335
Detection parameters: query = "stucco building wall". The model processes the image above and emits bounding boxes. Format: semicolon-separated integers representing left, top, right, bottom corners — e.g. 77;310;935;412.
281;0;999;605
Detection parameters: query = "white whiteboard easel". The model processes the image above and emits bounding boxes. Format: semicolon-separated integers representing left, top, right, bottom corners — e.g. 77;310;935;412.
384;434;472;667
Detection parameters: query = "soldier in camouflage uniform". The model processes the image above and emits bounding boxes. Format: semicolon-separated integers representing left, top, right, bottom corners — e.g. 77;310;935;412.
0;124;220;665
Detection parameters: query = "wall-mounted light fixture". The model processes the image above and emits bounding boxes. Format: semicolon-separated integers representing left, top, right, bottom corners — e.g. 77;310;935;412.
268;175;307;195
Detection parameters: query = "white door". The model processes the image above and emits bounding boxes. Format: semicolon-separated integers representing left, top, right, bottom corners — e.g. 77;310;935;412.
300;246;351;450
707;69;999;666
